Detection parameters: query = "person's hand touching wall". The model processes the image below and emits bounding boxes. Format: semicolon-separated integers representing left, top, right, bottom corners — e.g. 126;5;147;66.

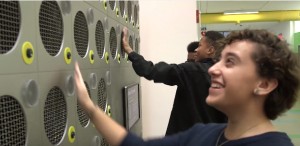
74;62;95;114
74;62;127;146
122;27;133;54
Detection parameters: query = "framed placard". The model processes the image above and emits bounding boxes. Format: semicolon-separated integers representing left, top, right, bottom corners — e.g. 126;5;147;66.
123;83;140;130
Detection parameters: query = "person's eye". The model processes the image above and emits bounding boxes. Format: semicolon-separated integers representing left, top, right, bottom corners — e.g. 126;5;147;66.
225;58;235;67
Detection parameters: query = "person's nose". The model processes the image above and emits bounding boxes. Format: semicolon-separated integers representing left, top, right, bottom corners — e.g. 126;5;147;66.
208;62;221;76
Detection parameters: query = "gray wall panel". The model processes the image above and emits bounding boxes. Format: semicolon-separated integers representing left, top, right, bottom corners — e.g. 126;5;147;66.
71;1;94;70
106;0;119;22
0;1;38;74
38;71;76;146
108;17;121;67
87;8;109;69
0;74;41;146
0;1;141;145
109;67;123;126
118;1;129;26
84;0;108;14
37;1;74;72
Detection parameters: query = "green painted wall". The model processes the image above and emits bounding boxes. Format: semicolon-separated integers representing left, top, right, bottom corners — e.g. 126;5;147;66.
294;32;300;53
278;32;300;145
273;91;300;145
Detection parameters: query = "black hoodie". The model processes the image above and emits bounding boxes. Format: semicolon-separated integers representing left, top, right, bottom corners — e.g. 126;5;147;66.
128;52;227;136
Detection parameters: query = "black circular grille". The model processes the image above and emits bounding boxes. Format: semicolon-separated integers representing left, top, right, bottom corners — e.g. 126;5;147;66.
127;1;132;21
39;1;63;56
0;1;20;54
74;11;89;58
77;81;91;127
109;1;115;10
44;87;67;145
101;138;109;146
119;1;125;17
97;78;107;111
95;20;105;59
134;5;138;24
135;38;139;53
109;27;117;59
0;95;26;146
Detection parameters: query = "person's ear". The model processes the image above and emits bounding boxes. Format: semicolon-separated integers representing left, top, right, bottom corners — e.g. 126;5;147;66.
207;46;215;55
254;78;278;96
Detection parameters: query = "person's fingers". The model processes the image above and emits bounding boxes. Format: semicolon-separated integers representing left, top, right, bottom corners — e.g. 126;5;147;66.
74;62;84;84
122;27;128;44
123;27;128;38
74;62;87;98
74;62;79;86
122;27;134;54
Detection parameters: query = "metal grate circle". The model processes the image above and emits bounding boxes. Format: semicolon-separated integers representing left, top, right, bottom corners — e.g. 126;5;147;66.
44;86;67;145
39;1;63;56
0;1;20;54
119;1;125;17
135;38;139;53
95;20;105;59
101;138;109;146
109;1;115;10
77;82;91;127
97;78;107;111
127;1;132;21
74;11;89;58
109;27;117;59
0;95;26;146
134;5;138;24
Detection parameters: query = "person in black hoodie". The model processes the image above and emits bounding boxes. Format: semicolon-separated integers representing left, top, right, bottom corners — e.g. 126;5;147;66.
122;27;227;136
186;41;199;62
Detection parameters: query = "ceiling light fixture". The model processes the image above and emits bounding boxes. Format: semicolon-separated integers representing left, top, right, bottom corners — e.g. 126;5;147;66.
224;10;259;15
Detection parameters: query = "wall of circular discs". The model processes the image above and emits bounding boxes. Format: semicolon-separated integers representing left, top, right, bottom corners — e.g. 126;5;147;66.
0;1;141;146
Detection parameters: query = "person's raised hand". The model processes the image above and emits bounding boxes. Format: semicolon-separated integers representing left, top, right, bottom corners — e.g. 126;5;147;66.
122;27;133;54
74;62;95;112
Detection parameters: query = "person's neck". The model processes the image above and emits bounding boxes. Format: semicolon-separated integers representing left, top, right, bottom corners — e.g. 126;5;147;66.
224;109;276;140
186;59;195;62
198;57;212;62
187;53;195;61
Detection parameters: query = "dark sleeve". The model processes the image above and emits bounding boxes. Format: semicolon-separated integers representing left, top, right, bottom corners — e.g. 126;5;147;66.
120;132;181;146
128;52;183;85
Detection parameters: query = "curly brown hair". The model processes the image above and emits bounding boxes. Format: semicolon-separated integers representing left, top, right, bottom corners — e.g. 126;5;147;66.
212;38;226;62
205;31;225;62
225;29;300;120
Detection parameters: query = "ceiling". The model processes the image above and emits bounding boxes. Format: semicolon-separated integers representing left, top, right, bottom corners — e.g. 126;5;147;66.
198;1;300;31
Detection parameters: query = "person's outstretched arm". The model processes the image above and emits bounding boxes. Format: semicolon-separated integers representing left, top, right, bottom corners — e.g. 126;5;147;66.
122;27;183;85
74;62;127;146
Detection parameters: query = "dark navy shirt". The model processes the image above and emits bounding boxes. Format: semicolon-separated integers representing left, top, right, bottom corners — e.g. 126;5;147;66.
120;124;294;146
